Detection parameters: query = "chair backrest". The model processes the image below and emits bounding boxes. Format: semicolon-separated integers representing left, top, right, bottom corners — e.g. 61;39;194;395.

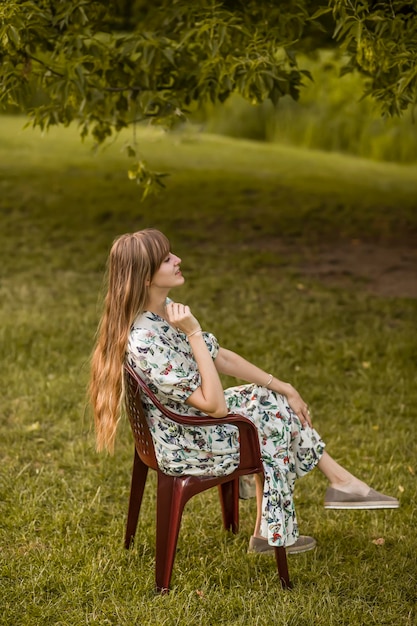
124;365;158;470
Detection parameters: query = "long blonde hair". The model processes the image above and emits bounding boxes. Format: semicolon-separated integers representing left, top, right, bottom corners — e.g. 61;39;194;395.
90;229;170;453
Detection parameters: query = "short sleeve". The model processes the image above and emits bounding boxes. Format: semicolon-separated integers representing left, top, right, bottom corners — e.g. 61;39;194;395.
202;332;219;359
128;327;200;403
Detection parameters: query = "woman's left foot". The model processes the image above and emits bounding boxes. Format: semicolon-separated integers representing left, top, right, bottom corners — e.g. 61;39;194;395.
324;487;399;509
248;535;316;555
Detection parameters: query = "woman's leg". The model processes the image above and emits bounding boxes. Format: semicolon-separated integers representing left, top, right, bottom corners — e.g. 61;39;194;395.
252;472;264;537
250;451;370;538
252;449;373;536
317;451;370;495
252;449;394;540
250;471;317;553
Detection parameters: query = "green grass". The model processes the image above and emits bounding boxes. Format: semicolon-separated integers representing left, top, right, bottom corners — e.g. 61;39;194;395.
0;116;416;625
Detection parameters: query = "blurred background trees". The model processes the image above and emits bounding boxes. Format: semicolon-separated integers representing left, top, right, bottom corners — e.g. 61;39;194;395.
201;51;417;164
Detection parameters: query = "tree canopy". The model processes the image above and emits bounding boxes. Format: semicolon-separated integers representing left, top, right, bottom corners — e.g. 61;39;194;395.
1;0;416;193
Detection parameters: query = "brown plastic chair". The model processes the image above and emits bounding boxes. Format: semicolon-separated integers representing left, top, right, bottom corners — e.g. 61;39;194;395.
123;363;291;593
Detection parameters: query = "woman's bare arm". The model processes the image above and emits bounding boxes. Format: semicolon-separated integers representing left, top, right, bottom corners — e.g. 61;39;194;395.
165;302;227;418
215;347;312;427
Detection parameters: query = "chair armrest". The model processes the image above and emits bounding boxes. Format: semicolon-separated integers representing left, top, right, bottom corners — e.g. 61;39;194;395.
125;363;262;472
155;411;262;472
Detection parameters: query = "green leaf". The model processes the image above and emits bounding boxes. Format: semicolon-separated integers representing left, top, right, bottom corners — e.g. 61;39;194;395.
309;7;333;20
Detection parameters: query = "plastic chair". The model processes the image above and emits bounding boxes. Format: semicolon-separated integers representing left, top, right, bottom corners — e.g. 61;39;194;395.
123;363;291;593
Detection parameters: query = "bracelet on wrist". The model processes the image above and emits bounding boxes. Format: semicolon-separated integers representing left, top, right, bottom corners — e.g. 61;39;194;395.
187;328;202;338
265;373;273;388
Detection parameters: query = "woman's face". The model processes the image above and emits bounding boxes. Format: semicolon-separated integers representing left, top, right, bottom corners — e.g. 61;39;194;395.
150;252;184;290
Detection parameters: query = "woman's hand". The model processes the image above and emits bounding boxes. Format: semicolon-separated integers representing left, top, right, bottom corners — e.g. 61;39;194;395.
214;348;314;428
285;385;312;428
166;302;227;417
165;301;201;336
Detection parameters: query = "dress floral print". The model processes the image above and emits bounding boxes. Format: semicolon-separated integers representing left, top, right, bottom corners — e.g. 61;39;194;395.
127;310;325;548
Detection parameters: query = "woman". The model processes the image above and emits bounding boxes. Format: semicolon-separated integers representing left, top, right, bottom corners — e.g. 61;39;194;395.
90;229;399;555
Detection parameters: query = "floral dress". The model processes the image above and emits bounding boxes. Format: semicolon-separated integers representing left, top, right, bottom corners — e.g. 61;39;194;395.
127;310;325;548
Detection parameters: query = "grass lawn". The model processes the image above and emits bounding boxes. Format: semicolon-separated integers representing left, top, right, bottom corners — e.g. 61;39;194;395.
0;116;416;625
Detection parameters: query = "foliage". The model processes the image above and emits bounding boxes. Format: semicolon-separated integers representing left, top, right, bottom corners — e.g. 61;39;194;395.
0;0;313;193
203;52;417;163
329;0;417;116
0;117;416;625
1;1;417;193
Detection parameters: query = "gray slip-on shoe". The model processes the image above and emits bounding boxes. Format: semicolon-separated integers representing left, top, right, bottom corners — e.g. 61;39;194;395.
324;487;400;510
248;535;317;555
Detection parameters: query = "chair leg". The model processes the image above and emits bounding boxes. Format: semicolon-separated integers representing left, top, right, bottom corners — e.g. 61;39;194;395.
218;479;239;533
155;473;189;593
274;546;292;589
125;448;148;549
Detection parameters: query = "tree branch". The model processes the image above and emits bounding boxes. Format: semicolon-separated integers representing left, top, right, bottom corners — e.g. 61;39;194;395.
27;54;64;78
